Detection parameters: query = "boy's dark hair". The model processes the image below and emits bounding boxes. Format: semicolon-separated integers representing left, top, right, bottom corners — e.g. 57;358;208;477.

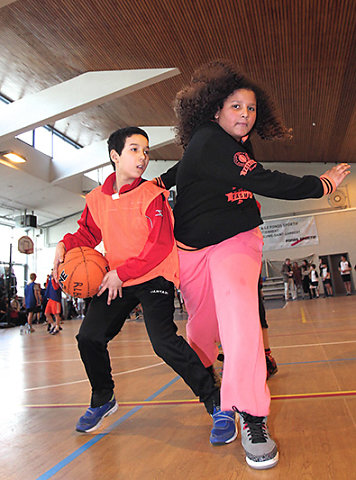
107;127;149;169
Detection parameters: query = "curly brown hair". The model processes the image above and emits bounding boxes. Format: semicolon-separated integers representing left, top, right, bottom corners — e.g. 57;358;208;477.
174;60;292;148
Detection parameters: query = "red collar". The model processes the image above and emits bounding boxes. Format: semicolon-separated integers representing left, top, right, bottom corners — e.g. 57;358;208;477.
101;173;143;195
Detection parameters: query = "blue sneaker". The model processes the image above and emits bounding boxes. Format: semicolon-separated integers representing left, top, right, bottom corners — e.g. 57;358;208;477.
76;397;118;432
210;406;237;445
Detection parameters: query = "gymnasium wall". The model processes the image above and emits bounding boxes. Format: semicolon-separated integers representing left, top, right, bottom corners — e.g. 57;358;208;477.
255;162;356;283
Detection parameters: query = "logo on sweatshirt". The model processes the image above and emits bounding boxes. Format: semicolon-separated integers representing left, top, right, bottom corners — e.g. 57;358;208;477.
155;209;163;217
225;187;253;204
233;152;257;176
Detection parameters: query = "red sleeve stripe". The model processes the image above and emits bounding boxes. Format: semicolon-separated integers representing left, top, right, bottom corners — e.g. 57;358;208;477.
320;175;336;195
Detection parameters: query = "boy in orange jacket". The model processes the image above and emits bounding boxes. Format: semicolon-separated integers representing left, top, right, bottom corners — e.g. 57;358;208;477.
53;127;219;433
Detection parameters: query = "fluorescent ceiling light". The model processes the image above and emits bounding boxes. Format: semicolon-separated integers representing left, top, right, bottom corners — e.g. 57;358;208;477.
3;152;26;163
0;158;19;169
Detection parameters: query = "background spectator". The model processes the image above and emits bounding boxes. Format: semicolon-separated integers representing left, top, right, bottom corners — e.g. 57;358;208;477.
292;261;303;299
338;255;352;295
309;264;320;298
319;258;333;297
281;258;297;301
301;260;312;299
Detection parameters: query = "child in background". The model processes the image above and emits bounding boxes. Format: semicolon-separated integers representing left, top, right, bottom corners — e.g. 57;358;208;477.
319;258;333;297
23;273;42;332
44;271;62;334
339;255;352;295
309;264;320;298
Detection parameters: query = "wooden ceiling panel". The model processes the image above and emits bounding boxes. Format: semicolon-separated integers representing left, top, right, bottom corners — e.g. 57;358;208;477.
0;0;355;163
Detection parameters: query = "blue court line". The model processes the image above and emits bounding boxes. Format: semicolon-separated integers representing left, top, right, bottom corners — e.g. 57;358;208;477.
278;357;356;366
36;376;180;480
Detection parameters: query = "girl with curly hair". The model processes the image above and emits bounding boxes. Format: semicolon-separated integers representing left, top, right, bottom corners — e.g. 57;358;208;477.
155;60;349;470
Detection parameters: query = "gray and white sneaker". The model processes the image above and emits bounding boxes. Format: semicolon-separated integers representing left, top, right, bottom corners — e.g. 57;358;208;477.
235;409;279;470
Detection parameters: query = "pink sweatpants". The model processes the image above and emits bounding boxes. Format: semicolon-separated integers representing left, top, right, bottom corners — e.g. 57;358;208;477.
178;228;270;416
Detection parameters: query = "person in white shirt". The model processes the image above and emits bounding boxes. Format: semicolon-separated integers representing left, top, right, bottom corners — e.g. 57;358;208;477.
309;264;320;298
338;255;352;295
319;258;333;297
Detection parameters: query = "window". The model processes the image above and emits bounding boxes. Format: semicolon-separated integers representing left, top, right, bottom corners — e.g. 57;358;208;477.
16;130;34;146
52;132;79;161
2;91;81;158
34;127;53;156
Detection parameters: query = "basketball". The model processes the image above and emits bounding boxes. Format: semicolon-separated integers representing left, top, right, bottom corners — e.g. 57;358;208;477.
58;246;109;298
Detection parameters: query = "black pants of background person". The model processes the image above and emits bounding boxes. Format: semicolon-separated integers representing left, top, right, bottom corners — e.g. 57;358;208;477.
258;284;268;329
302;276;312;299
76;276;219;412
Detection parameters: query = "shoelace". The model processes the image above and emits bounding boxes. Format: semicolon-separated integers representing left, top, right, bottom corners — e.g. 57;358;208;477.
243;419;268;443
233;407;268;443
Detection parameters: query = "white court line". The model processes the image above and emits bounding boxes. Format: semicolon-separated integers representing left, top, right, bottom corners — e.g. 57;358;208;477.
0;339;152;353
23;361;165;392
22;355;157;364
111;339;151;343
55;339;151;348
5;339;356;364
273;339;356;349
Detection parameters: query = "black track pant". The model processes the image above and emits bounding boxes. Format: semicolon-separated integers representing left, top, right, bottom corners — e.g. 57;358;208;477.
76;276;219;412
303;276;313;299
258;283;268;329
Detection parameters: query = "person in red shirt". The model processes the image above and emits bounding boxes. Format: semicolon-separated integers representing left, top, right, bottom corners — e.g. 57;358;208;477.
53;127;219;433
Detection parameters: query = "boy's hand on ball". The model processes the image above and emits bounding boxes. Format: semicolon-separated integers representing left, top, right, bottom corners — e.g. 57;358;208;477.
98;270;123;305
53;242;66;283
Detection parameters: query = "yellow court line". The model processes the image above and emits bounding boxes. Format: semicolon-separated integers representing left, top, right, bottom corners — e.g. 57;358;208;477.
23;390;356;408
23;400;199;407
271;390;356;399
300;307;307;324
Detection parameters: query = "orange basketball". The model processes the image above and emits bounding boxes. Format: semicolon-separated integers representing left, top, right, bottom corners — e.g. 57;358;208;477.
58;246;109;298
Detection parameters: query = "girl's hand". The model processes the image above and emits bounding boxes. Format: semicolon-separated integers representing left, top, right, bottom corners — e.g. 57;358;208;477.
323;163;350;189
97;270;123;305
53;242;66;282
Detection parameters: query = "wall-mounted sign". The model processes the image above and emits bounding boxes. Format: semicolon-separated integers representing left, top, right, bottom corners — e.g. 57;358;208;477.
260;216;319;251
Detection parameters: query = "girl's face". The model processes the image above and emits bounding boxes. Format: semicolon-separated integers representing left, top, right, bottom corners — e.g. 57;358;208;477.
215;89;257;141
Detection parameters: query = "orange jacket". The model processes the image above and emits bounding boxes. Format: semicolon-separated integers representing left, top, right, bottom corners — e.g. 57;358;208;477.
86;181;179;288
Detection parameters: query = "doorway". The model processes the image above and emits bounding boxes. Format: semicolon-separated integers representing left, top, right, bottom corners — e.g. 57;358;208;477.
320;253;354;296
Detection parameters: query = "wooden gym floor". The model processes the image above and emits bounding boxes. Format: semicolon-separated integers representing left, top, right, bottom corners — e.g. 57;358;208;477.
1;295;356;480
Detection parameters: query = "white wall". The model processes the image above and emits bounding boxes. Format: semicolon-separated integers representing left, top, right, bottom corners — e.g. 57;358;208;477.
256;162;356;217
45;216;82;247
256;162;356;283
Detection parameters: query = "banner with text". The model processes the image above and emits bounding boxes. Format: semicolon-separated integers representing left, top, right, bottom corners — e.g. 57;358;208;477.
260;216;319;251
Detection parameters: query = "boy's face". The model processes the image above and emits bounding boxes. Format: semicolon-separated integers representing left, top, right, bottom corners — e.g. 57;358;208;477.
110;134;149;182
